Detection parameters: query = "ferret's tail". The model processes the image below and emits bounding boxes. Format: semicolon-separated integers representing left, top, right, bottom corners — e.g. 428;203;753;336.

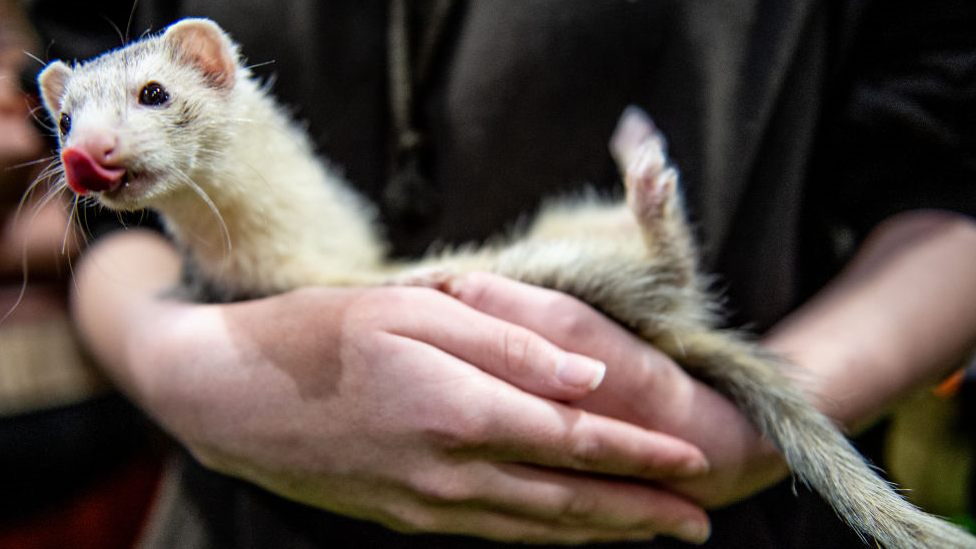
653;328;976;549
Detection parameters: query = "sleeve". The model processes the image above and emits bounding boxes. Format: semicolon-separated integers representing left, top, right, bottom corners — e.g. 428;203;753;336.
819;0;976;242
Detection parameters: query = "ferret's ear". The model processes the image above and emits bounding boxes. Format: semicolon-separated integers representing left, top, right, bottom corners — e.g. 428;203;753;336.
38;61;73;116
163;18;237;90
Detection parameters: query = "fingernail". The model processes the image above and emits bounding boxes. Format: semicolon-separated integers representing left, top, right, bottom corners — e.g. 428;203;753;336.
556;353;606;390
675;520;711;545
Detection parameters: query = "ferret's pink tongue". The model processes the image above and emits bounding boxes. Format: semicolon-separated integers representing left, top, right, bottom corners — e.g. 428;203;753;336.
61;147;126;195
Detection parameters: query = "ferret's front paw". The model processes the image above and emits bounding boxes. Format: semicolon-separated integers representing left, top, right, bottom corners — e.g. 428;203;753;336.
386;266;458;291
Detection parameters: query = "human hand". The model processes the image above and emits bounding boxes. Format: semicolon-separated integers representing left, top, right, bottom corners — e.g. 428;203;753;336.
446;271;791;508
135;288;714;543
76;232;712;545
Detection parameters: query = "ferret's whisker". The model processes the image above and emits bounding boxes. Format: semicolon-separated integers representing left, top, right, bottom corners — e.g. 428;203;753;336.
12;161;63;237
124;0;141;44
78;198;99;237
29;104;56;130
63;194;89;256
10;155;58;170
240;160;274;195
244;59;276;71
101;15;127;49
22;49;46;68
174;170;233;254
61;193;77;255
3;182;77;325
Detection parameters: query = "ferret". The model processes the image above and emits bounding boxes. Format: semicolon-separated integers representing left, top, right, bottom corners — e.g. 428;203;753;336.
36;18;976;548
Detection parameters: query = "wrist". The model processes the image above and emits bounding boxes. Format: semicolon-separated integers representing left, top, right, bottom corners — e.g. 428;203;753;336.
69;230;185;404
763;310;902;435
672;373;789;507
580;346;789;507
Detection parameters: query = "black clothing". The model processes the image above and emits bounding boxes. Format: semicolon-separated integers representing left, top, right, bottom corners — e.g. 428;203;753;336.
25;0;976;547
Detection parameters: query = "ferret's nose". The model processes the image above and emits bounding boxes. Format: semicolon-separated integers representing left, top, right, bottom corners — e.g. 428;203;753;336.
74;131;121;166
61;146;126;195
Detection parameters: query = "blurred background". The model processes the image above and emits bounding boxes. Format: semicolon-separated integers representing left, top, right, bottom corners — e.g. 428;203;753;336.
0;1;162;548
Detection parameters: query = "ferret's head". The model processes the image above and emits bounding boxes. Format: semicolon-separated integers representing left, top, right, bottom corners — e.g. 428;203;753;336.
38;18;239;211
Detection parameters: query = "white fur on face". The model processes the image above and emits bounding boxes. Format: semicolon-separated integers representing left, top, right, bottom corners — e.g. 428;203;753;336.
42;25;240;211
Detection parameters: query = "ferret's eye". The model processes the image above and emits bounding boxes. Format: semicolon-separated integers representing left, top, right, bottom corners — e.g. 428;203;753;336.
59;113;71;136
139;82;170;106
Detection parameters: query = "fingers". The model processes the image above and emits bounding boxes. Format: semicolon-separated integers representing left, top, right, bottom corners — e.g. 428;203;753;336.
436;271;718;469
388;461;710;545
370;285;711;479
458;381;711;481
489;463;711;544
389;342;710;481
384;288;607;401
445;270;649;367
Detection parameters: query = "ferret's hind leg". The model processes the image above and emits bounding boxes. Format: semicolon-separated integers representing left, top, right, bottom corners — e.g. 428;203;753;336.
461;108;718;335
612;107;698;284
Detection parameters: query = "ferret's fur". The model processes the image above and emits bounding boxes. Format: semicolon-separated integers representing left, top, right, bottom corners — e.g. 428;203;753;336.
37;18;976;548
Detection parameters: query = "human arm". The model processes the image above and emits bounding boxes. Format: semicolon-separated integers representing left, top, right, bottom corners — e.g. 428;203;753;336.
764;209;976;431
451;209;976;508
69;228;713;545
